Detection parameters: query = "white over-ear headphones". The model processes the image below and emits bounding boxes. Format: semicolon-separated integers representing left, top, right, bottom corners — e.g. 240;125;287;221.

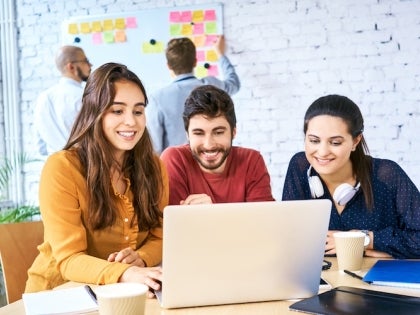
307;165;360;206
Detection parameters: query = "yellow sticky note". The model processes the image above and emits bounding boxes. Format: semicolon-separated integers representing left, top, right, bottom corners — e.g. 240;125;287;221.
68;23;79;34
206;50;218;62
142;41;164;53
103;31;114;43
192;10;204;22
115;30;126;43
195;65;207;78
91;21;102;32
181;23;193;35
103;19;114;31
80;22;91;34
115;18;126;30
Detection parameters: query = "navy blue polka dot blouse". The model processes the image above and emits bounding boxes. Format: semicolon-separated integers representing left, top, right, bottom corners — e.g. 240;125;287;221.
282;152;420;259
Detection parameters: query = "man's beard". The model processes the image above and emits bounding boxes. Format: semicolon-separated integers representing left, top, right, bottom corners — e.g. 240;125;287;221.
192;145;231;171
76;66;89;82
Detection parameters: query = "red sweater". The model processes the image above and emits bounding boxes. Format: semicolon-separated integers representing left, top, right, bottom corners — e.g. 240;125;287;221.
161;145;274;205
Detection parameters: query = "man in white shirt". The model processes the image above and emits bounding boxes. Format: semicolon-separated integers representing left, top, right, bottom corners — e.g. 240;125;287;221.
34;45;92;155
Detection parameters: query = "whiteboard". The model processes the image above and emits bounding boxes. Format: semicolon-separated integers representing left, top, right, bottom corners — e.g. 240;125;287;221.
61;4;223;93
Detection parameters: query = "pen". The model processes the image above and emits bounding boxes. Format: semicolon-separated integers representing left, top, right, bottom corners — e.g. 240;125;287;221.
343;270;371;284
84;285;98;303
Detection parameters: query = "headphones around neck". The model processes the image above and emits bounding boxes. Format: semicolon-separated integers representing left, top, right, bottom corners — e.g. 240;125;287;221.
307;165;360;206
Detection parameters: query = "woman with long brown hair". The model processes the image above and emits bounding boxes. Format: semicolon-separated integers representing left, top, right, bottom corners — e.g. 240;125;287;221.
26;63;168;297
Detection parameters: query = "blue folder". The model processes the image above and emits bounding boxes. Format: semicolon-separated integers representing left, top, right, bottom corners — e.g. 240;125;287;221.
363;260;420;289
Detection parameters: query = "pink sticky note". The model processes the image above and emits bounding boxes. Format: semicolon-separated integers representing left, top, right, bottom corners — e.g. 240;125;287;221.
207;64;219;76
180;11;192;22
204;10;216;21
169;11;181;23
126;17;137;28
196;50;205;62
92;32;102;44
193;23;204;35
205;35;218;46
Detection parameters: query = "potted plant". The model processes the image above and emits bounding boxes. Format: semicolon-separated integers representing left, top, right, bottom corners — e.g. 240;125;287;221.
0;153;40;306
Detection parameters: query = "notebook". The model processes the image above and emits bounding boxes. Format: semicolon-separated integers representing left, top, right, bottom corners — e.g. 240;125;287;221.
363;260;420;289
289;286;420;315
156;199;332;308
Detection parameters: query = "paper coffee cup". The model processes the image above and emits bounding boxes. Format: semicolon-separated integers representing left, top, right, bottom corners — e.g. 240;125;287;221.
95;283;148;315
333;231;365;271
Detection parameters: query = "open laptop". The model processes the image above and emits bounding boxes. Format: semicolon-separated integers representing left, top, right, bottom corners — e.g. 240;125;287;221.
156;199;332;309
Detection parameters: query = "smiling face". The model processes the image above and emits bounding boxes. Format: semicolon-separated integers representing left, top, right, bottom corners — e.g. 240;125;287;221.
187;114;236;174
102;80;146;163
305;115;361;180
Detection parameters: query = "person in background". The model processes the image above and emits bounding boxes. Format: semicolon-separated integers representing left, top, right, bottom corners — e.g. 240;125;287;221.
146;35;240;154
26;63;168;297
161;85;274;205
282;94;420;259
34;45;92;155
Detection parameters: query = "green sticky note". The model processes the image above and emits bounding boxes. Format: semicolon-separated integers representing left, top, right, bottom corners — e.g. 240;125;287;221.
205;22;217;34
103;31;114;43
170;24;182;36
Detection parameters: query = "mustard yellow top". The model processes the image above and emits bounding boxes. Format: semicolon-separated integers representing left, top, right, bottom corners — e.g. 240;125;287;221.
25;150;169;292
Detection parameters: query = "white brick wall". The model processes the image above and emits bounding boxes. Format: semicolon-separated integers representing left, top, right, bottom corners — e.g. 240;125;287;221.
13;0;419;203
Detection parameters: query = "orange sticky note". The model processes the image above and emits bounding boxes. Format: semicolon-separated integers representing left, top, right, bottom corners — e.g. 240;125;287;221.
115;30;126;43
192;35;206;47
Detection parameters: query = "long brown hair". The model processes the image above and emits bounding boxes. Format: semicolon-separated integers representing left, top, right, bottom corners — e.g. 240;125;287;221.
64;62;163;230
303;94;374;209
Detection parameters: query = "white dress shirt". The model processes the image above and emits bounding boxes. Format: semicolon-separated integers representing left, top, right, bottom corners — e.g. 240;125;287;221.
34;77;84;155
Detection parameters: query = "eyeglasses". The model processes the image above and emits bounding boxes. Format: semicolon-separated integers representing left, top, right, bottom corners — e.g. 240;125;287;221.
71;58;91;65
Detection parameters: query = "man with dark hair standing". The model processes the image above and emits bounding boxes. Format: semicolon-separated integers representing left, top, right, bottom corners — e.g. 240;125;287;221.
146;35;240;154
161;85;273;205
34;45;92;155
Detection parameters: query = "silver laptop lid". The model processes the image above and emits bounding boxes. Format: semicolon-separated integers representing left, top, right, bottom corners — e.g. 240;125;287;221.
159;200;331;308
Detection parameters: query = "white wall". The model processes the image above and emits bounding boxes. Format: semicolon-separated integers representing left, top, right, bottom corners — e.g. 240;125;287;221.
16;0;420;202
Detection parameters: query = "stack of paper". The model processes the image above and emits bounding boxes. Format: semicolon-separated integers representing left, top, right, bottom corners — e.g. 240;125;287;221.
363;260;420;289
23;285;98;315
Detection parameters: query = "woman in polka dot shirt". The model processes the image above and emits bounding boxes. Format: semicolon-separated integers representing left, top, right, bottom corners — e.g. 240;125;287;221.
282;94;420;259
